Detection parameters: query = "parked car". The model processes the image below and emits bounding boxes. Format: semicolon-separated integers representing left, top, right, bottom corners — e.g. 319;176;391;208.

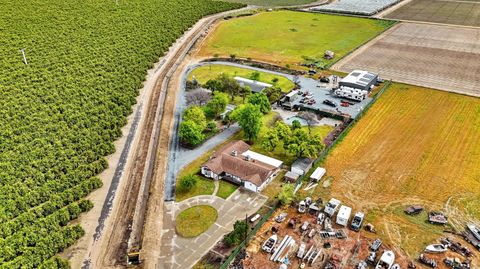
350;212;365;232
250;214;261;223
405;205;424;215
323;99;337;107
320;76;330;83
275;212;288;223
370;239;382;251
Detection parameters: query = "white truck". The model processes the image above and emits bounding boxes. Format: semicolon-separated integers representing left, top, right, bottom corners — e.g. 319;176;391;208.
324;198;341;217
336;205;352;226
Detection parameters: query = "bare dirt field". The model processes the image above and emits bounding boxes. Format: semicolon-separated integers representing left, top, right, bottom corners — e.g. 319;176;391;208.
333;23;480;97
384;0;480;27
320;83;480;260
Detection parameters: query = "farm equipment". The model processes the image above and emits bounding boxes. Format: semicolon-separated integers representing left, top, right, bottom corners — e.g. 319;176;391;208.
405;205;424;215
370;239;382;252
429;211;448;225
365;223;377;233
288;218;298;228
443;257;471;269
275;212;288;223
441;238;473;257
324;254;341;269
419;254;437;268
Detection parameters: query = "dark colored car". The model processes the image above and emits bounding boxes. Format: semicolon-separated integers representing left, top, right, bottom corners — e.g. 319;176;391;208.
404;205;424;215
323;99;337;107
320;76;330;83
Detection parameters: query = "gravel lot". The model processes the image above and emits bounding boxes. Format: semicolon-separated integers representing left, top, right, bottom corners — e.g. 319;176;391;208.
384;0;480;27
333;23;480;97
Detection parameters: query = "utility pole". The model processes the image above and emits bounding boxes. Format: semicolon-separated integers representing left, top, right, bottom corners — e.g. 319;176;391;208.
19;48;28;65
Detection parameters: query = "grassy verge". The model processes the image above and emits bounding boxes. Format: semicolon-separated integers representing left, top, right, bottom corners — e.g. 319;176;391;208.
216;180;238;199
176;205;218;238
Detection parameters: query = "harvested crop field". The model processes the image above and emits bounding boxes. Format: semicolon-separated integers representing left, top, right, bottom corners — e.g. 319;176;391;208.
321;83;480;256
385;0;480;27
334;23;480;97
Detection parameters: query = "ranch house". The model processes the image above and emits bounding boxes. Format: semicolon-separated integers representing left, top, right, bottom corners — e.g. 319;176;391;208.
201;140;282;192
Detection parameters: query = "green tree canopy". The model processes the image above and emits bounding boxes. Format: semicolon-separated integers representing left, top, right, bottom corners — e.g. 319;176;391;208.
178;120;205;146
179;174;198;192
236;104;262;142
204;92;228;119
204;73;241;101
183;106;207;130
291;119;302;130
247;93;271;114
286;129;324;158
263;86;282;103
278;184;295;205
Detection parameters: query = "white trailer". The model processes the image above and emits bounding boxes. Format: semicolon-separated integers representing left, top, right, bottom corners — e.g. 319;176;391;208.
336;205;352;226
324;198;341;217
310;167;326;182
334;86;368;101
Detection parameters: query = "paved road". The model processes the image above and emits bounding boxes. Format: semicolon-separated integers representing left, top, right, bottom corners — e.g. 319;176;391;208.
158;190;268;269
163;62;242;201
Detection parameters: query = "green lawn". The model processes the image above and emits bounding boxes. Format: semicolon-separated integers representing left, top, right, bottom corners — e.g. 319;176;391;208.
216;180;238;199
221;0;317;6
199;11;395;68
188;64;295;93
176;205;218;238
176;177;215;202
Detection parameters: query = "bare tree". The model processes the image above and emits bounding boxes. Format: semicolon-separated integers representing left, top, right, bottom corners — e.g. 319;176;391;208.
298;111;318;133
185;88;211;106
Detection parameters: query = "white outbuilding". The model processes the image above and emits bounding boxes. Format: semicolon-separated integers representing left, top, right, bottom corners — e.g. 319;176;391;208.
310;167;326;182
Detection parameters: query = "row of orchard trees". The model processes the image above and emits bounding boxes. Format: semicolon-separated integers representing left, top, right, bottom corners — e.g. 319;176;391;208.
0;0;244;267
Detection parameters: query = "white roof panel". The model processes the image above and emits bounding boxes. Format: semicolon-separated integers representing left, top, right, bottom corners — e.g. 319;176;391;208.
242;150;283;168
234;76;273;88
310;167;326;180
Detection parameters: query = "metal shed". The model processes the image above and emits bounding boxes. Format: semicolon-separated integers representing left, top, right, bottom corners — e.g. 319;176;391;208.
310;167;326;182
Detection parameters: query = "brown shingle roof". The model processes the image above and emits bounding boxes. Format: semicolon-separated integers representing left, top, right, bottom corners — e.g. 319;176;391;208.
203;140;277;187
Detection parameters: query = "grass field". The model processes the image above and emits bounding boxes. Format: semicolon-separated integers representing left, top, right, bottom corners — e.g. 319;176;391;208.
188;64;295;93
198;11;394;68
385;0;480;27
320;83;480;256
176;205;218;237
